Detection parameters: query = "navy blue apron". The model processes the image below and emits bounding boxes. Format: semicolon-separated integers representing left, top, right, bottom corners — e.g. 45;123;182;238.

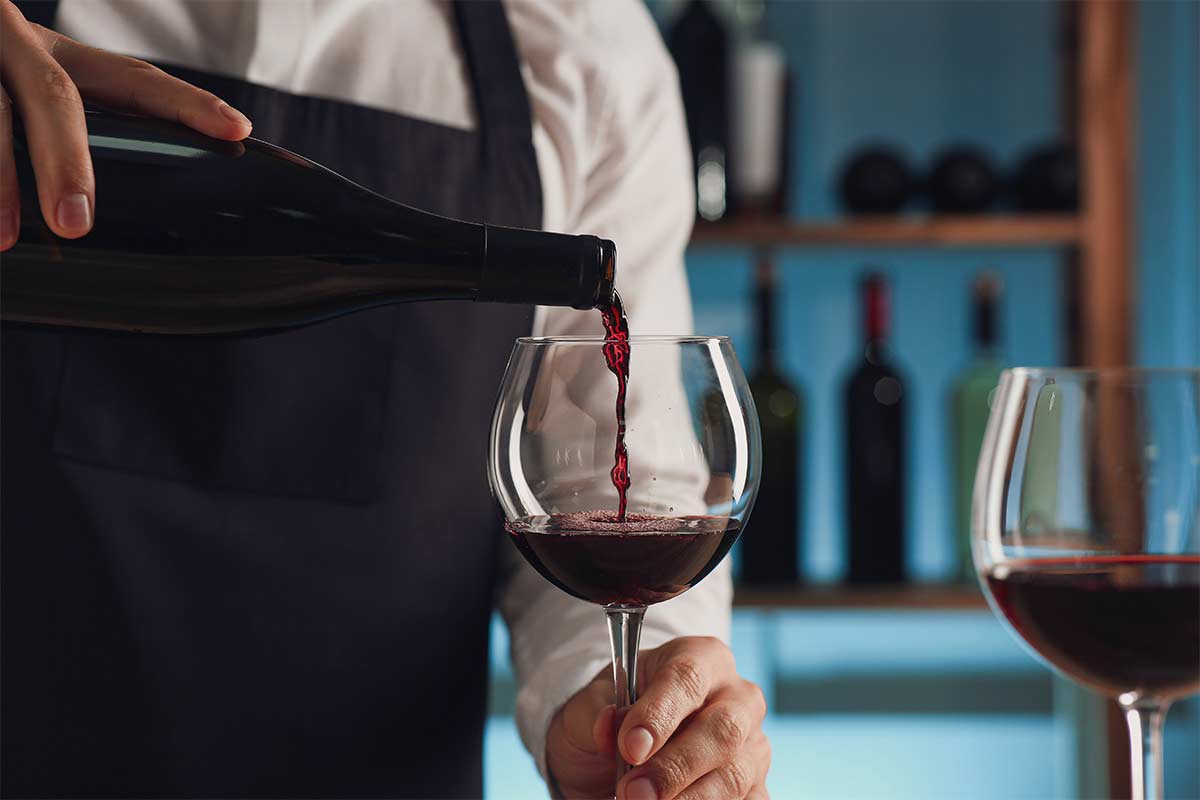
2;2;539;795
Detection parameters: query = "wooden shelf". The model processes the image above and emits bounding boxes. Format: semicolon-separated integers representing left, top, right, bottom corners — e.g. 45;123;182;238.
733;583;988;610
690;214;1082;249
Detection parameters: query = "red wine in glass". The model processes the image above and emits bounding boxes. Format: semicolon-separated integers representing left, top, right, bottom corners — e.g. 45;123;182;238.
987;555;1200;699
505;512;740;606
600;292;631;520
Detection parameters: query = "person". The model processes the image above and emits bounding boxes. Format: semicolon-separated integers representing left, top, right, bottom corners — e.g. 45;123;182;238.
0;0;770;797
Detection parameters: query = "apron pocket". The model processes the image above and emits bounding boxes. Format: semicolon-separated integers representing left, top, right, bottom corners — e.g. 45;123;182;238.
52;309;395;503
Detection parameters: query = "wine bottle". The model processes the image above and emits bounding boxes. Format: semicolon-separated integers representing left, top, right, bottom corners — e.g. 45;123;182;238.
741;255;802;585
668;0;731;222
2;112;616;334
928;146;999;213
1013;143;1079;212
730;39;790;216
845;273;906;584
838;147;913;215
951;273;1004;580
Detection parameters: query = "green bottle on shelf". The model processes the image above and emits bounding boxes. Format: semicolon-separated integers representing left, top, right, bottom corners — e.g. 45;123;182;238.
951;272;1004;581
741;253;804;585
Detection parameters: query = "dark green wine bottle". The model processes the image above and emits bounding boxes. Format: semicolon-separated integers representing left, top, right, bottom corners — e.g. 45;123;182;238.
951;272;1004;580
3;111;615;334
741;254;803;585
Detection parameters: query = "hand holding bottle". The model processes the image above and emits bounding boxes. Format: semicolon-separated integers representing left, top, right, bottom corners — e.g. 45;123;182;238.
0;0;251;250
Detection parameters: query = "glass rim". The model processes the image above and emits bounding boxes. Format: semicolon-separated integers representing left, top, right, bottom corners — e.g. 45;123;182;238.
1005;366;1199;380
515;334;731;345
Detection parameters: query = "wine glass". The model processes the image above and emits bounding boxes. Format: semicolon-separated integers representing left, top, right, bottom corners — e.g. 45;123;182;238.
973;368;1199;800
489;335;761;780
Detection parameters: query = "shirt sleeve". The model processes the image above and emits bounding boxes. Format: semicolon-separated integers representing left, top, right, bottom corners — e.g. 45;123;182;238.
499;0;733;782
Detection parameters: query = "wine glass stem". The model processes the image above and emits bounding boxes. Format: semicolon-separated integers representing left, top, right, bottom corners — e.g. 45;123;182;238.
1122;700;1167;800
605;605;646;783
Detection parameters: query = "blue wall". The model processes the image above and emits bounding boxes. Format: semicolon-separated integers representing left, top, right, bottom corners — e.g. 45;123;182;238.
1136;0;1199;367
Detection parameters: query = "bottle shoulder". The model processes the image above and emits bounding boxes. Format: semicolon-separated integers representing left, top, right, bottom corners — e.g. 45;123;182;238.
750;367;800;394
846;355;904;387
951;359;1004;394
843;350;906;413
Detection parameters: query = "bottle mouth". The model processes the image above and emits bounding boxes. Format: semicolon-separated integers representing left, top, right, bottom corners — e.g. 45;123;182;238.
588;238;617;309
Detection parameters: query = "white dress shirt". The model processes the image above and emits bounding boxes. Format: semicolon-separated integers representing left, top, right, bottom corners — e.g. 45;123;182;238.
57;0;732;779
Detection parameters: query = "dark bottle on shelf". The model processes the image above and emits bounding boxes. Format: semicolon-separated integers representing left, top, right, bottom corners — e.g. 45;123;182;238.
844;273;907;584
928;146;999;213
668;0;732;222
741;254;803;586
3;112;615;334
1013;143;1079;212
951;272;1004;580
838;147;913;215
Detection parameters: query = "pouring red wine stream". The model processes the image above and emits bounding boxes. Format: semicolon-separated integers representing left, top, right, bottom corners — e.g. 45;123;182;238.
600;292;631;520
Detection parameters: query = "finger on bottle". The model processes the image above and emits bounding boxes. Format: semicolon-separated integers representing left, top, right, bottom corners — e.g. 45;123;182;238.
50;37;252;141
0;20;94;238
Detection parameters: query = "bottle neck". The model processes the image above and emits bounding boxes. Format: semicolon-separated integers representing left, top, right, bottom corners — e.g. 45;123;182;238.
864;338;890;364
756;258;779;370
974;342;999;362
479;226;615;310
972;294;1000;359
861;274;890;357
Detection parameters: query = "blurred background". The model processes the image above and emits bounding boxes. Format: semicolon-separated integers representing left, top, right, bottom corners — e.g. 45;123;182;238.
488;1;1198;796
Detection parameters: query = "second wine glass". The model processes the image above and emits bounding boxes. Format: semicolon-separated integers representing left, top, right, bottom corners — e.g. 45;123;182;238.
973;368;1200;800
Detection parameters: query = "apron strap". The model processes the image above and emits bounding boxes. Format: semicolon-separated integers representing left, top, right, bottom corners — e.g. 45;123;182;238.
451;0;543;226
452;0;536;155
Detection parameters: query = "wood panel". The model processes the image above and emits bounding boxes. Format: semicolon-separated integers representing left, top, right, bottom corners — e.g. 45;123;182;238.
690;215;1081;248
1079;0;1136;368
733;584;986;610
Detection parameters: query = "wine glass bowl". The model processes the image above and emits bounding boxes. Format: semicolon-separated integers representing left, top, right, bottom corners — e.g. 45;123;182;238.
972;368;1199;800
490;335;760;607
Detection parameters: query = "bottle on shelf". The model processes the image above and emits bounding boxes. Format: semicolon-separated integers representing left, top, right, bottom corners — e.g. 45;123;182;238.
951;272;1005;580
1012;142;1079;212
3;112;616;334
844;273;907;584
927;146;1000;214
838;147;913;215
729;16;791;217
668;0;732;222
741;252;803;586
